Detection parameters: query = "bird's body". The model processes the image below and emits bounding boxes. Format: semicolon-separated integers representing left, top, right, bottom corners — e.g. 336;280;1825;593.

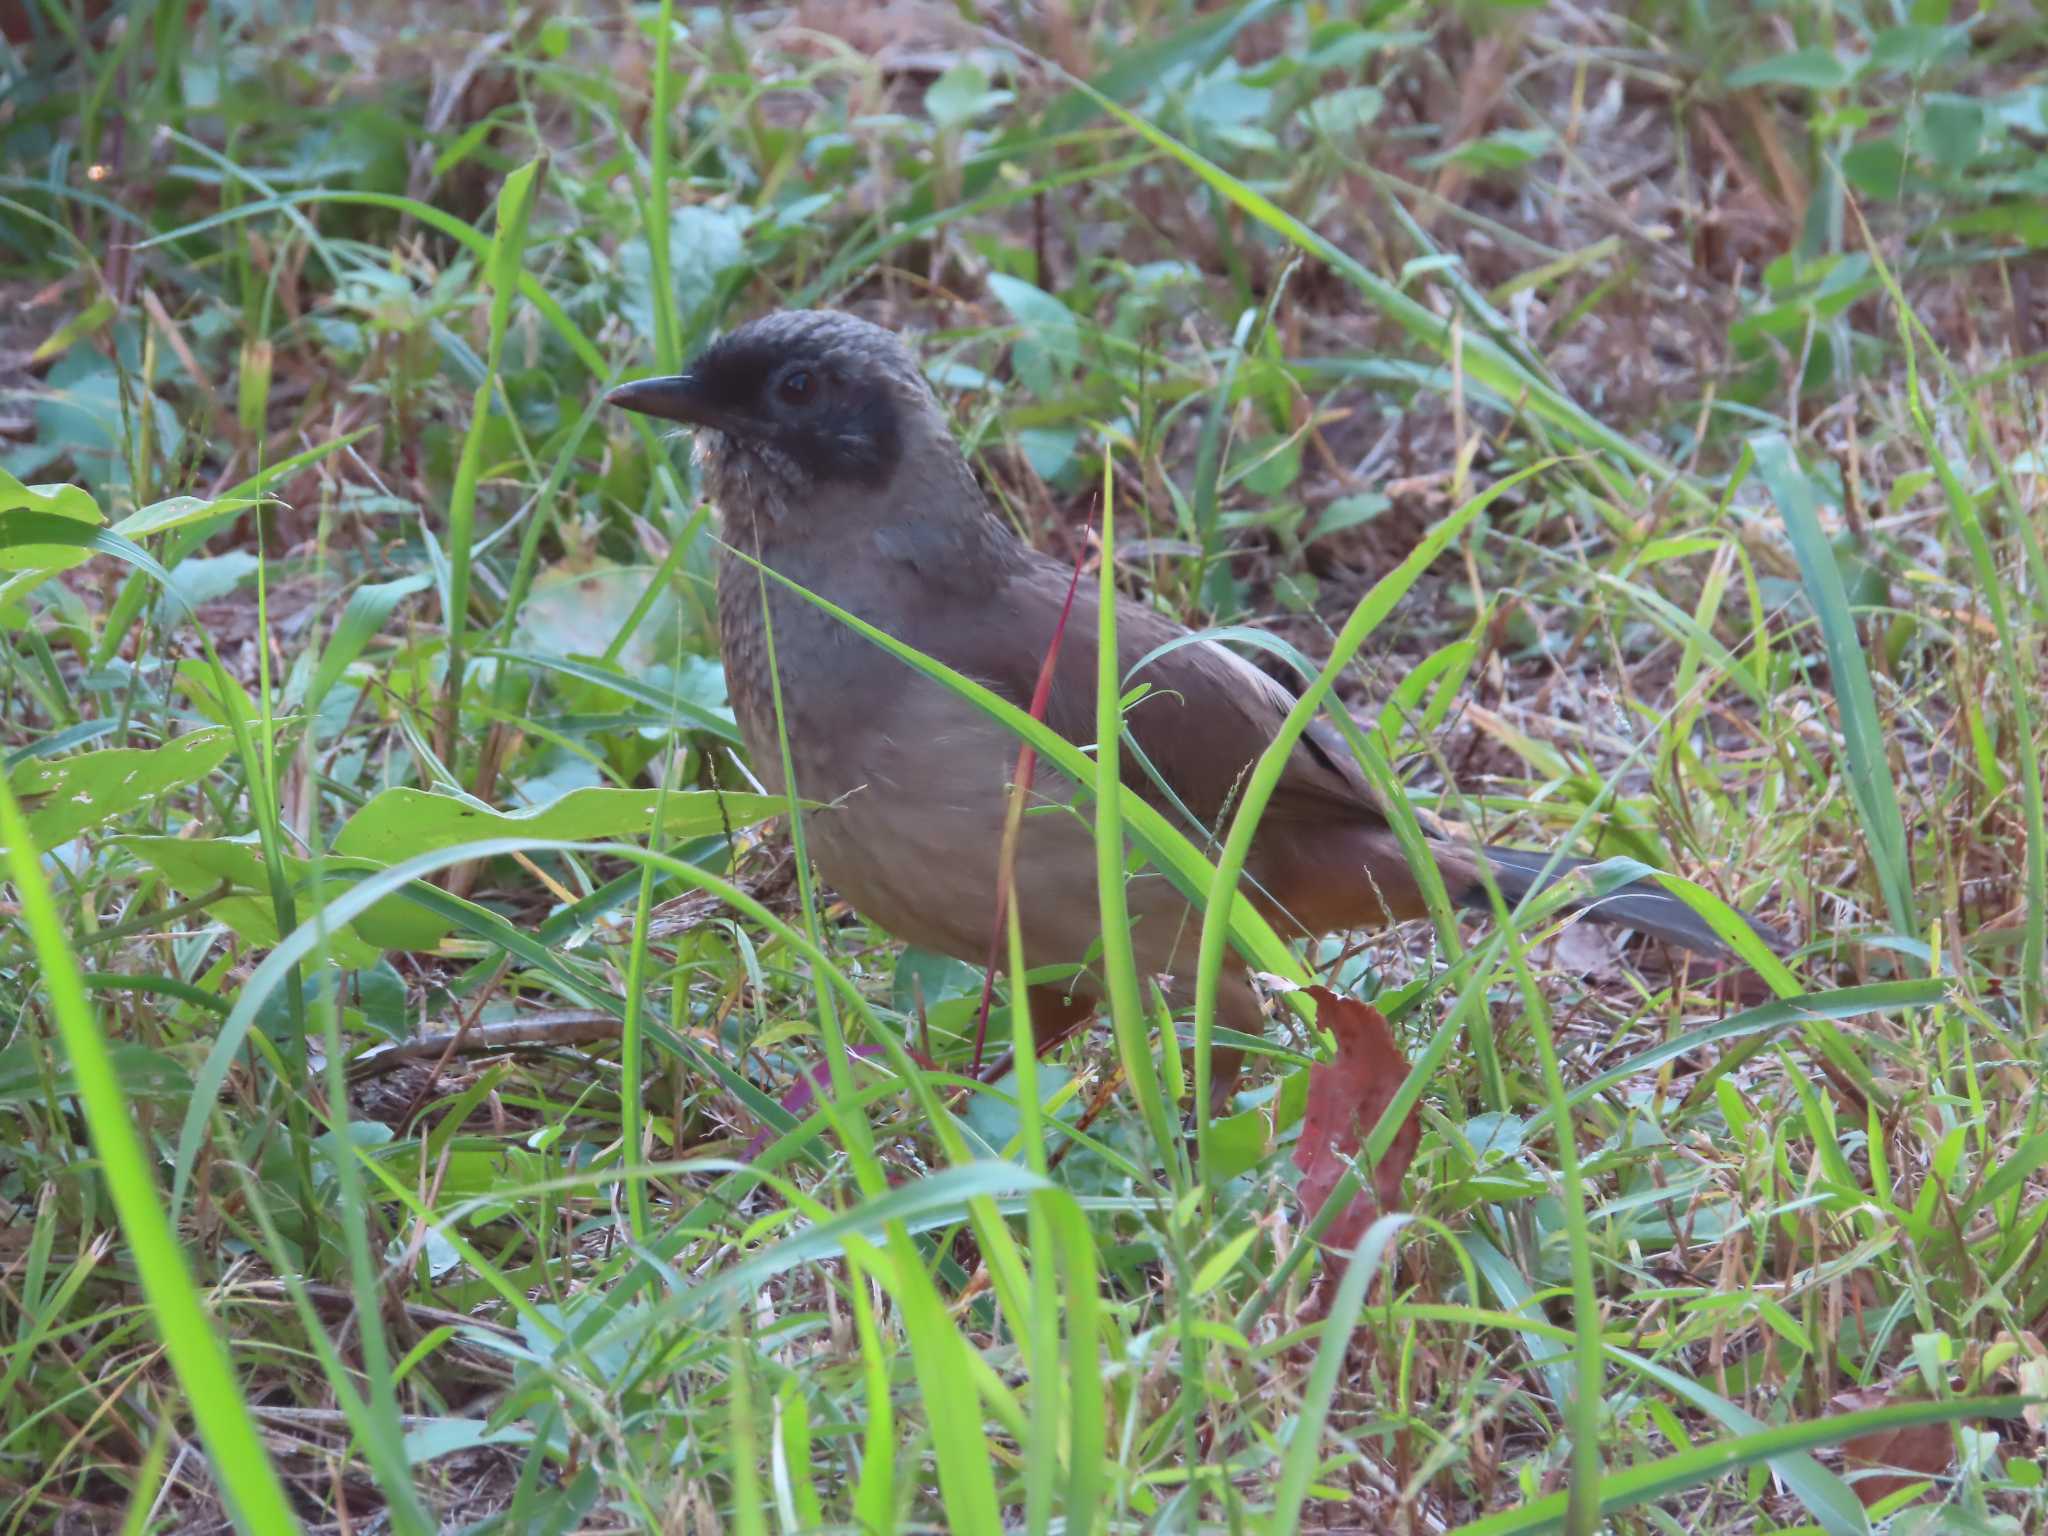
610;310;1768;1085
715;492;1418;1013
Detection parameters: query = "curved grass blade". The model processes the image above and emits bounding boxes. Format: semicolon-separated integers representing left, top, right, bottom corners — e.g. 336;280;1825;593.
0;781;303;1536
719;547;1306;985
1446;1397;2022;1536
1188;466;1538;1175
1052;78;1702;503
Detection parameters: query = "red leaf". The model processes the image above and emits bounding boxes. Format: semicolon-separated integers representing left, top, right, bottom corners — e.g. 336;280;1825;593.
1832;1386;1954;1507
1292;986;1421;1298
743;1043;931;1162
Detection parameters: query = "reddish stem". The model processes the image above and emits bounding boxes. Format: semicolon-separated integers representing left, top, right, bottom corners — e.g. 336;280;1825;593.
970;529;1091;1073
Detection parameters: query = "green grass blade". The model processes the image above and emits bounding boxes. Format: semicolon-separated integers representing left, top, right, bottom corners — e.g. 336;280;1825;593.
1852;211;2047;1023
1095;450;1180;1173
642;0;681;370
1264;1215;1410;1532
138;188;607;376
1447;1397;2021;1536
1750;432;1918;944
440;156;545;766
719;546;1307;984
0;780;303;1536
1059;80;1702;503
1189;465;1537;1178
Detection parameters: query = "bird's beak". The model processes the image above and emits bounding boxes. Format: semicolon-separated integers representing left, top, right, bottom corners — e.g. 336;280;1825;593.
606;372;731;430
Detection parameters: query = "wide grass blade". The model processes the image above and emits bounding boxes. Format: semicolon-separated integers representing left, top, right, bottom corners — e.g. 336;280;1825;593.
1750;432;1918;944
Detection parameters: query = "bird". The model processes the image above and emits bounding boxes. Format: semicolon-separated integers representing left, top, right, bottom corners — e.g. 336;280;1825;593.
608;309;1775;1107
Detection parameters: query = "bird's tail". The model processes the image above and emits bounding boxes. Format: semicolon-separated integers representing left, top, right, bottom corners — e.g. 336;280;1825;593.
1468;845;1781;957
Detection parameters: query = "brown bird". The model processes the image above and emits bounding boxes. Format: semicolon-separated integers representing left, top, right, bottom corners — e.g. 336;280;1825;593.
609;310;1770;1102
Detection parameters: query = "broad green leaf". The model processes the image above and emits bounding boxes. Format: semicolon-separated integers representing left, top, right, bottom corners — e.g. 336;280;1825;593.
1918;92;1985;169
515;562;681;673
1416;127;1555;173
159;550;259;613
987;272;1086;393
399;1418;533;1465
1203;1104;1270;1182
331;786;789;866
172;658;265;730
1302;83;1383;139
112;495;264;540
0;473;104;573
2;728;233;855
1190;1225;1260;1294
0;1041;194;1107
1727;48;1852;90
483;648;740;743
926;63;1011;129
117;783;774;959
113;836;391;967
0;512;186;612
1868;23;1965;75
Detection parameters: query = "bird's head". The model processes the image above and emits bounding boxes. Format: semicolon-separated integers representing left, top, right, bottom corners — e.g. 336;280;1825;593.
608;309;956;529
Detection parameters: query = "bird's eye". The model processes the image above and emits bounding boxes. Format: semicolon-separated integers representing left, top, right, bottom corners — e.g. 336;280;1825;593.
777;367;817;406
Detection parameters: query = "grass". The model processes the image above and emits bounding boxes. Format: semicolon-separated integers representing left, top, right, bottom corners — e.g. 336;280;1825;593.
1;0;2045;1531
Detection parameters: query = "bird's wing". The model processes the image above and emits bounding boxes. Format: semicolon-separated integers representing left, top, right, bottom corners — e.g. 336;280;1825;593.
935;552;1393;840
